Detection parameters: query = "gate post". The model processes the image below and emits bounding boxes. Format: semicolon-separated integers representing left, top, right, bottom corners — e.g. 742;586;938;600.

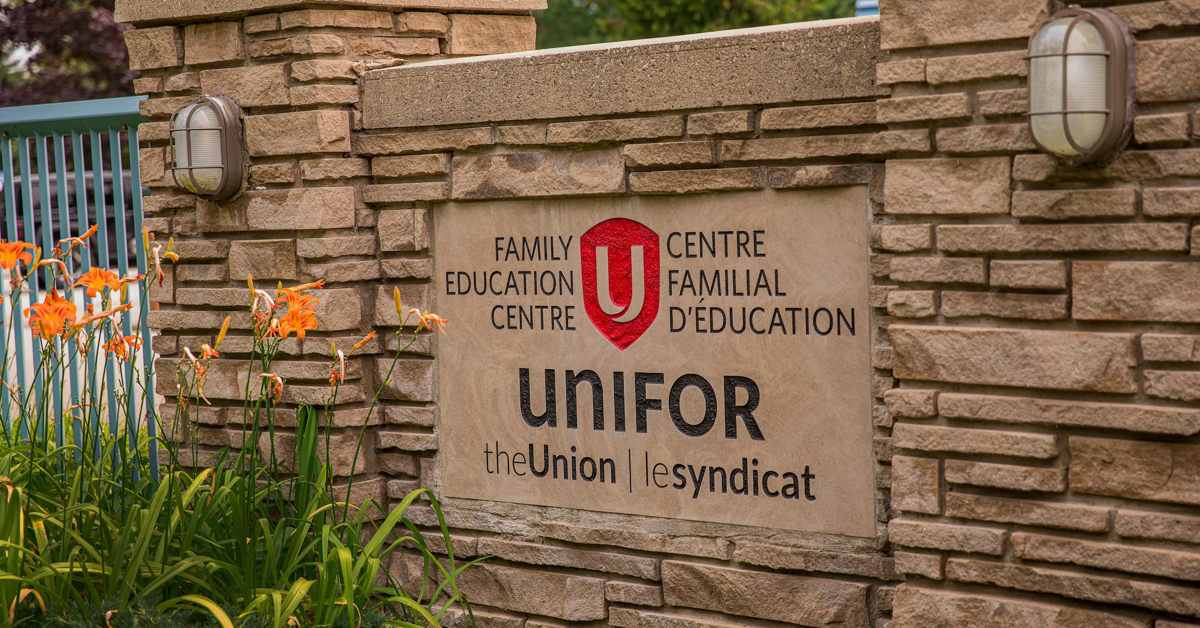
115;0;541;499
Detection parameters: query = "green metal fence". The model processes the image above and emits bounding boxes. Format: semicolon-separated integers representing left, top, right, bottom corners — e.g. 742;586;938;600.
0;95;158;478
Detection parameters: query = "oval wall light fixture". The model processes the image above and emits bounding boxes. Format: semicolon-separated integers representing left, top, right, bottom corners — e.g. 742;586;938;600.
169;95;245;201
1027;8;1135;165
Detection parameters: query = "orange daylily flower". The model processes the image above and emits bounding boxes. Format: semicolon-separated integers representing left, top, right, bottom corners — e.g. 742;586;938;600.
58;224;98;257
0;241;36;271
74;268;121;297
104;335;142;363
151;244;166;287
260;373;284;403
276;280;324;314
162;237;179;264
25;289;77;338
349;331;375;356
277;291;320;315
277;308;318;340
73;302;133;328
182;347;212;404
36;258;69;273
214;316;231;349
330;349;345;391
417;311;450;335
199;344;219;360
288;279;325;293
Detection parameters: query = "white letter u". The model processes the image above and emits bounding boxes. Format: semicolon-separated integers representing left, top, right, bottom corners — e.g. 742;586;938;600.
596;246;645;323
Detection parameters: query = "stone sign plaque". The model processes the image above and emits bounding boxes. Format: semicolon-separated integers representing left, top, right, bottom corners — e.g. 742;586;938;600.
433;188;875;536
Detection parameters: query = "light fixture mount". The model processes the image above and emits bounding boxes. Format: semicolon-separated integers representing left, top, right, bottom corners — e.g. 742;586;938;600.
168;94;245;202
1027;7;1135;165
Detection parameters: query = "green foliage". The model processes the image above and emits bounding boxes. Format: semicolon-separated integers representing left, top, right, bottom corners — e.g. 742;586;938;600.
15;596;396;628
534;1;619;49
0;251;475;627
536;0;856;48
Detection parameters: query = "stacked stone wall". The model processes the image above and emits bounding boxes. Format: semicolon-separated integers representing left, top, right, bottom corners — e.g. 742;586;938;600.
118;0;1200;627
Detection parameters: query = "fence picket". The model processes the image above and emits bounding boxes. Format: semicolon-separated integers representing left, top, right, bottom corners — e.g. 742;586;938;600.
17;137;43;438
126;126;158;481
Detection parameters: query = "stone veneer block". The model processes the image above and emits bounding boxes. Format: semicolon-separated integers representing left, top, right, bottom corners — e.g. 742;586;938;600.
925;50;1027;84
936;124;1036;154
989;260;1067;290
938;392;1200;436
1142;333;1200;362
1012;532;1200;581
1012;188;1137;219
661;561;870;628
892;586;1145;628
1071;437;1200;506
279;9;393;29
195;187;355;232
123;27;182;70
888;520;1006;555
938;224;1188;253
721;130;929;162
363;19;886;128
944;460;1066;493
183;22;243;65
893;423;1058;459
1138;37;1200;103
453;562;606;621
890;325;1137;393
446;14;536;55
539;523;729;559
1074;261;1200;322
1116;0;1200;32
1117;510;1200;545
884;157;1011;215
892;456;941;514
451;149;625;199
115;0;545;23
880;0;1051;49
228;239;297;280
731;543;895;579
245;111;351;157
944;493;1110;532
476;538;659;580
199;64;290;108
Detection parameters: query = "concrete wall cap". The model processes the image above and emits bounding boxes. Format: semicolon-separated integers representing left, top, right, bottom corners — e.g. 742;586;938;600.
115;0;545;25
363;16;885;129
401;15;878;69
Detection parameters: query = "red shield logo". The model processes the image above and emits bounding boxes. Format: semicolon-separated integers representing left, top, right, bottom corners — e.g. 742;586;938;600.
580;218;660;351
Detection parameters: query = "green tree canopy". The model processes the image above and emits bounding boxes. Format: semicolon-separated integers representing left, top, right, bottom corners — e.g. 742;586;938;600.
536;0;855;49
0;0;136;106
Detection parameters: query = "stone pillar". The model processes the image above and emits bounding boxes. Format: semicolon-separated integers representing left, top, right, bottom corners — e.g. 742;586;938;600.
117;0;541;497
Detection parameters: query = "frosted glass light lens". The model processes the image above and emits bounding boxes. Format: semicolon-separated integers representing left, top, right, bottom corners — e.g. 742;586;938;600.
171;103;224;194
1029;17;1110;157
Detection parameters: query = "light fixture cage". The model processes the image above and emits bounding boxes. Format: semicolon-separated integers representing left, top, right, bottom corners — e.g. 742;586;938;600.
1026;8;1135;165
168;94;245;201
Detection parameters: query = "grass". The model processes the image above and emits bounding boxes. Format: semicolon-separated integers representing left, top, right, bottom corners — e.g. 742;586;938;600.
0;236;473;627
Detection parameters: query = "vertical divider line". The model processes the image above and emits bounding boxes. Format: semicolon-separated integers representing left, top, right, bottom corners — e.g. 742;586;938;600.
54;133;80;455
36;134;63;446
18;136;41;439
126;126;157;481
